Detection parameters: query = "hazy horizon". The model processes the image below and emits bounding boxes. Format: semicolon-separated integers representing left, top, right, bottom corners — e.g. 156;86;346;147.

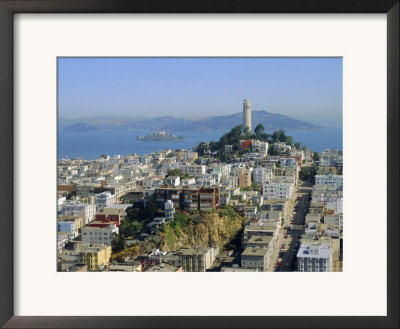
58;57;342;126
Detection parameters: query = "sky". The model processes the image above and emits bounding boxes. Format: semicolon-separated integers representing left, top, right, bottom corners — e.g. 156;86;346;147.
58;57;342;126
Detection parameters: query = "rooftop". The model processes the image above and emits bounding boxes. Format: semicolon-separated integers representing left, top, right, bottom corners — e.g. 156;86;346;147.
144;263;181;272
241;247;268;257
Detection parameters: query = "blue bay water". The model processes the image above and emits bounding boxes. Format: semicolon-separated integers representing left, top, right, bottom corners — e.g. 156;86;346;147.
58;128;342;160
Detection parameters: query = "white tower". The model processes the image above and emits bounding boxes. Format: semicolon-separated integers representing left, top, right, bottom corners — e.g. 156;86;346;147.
243;99;251;133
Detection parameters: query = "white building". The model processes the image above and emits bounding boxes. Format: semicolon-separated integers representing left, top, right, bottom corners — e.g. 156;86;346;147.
263;182;294;200
222;176;239;188
253;167;274;184
179;165;206;177
212;164;231;178
166;176;180;187
297;243;332;272
57;221;76;240
252;140;268;156
280;158;296;167
325;198;343;214
57;233;69;254
62;201;96;225
165;200;175;222
81;224;118;246
95;191;117;211
315;175;343;189
57;196;67;212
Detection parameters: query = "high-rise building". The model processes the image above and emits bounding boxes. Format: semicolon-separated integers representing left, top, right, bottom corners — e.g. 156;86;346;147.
243;99;251;132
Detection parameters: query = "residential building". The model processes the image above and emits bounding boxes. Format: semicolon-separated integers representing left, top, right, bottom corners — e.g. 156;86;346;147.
81;223;118;246
253;167;274;184
241;247;268;271
263;181;294;200
79;245;112;271
57;221;76;240
175;246;219;272
166;176;180;187
108;262;142;272
179;165;206;177
315;175;343;189
62;201;96;225
252;140;268;156
165;200;175;222
239;169;252;188
297;242;332;272
95;191;116;211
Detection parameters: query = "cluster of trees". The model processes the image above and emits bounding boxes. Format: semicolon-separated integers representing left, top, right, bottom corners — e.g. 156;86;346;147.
166;168;190;179
196;124;301;161
118;199;159;240
299;164;318;183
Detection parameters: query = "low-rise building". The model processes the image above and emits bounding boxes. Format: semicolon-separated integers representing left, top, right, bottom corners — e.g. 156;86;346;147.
297;242;332;272
78;244;112;271
95;191;116;211
241;247;269;271
315;175;343;189
62;201;96;225
108;262;142;272
175;246;219;272
81;223;118;246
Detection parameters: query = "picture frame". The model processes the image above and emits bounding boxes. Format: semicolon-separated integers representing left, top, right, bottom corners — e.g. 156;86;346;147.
0;0;398;328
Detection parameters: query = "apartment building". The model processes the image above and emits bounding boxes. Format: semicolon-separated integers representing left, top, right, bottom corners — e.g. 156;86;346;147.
263;182;294;200
164;200;175;222
297;242;332;272
239;169;252;188
315;175;343;189
253;167;274;184
175;246;219;272
241;247;269;271
79;245;112;271
62;201;96;225
95;191;117;211
183;188;199;212
179;165;206;177
81;223;118;246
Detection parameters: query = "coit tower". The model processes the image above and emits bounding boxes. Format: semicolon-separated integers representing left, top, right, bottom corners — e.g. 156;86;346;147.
243;99;251;133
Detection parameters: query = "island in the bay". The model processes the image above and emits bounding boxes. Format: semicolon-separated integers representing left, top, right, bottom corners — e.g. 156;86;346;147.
136;130;184;142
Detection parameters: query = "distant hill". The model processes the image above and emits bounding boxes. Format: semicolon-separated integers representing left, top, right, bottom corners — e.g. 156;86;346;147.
61;110;323;132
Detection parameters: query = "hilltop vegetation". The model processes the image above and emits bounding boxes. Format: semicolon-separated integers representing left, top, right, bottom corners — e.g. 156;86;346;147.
159;207;246;252
196;124;297;159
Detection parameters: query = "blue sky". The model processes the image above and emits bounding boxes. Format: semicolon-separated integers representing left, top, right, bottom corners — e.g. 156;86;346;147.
58;57;342;126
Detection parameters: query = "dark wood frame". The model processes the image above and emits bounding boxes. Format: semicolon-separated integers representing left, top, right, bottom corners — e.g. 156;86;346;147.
0;1;398;328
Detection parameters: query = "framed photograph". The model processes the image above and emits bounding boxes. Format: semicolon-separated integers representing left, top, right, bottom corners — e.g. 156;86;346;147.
1;1;398;328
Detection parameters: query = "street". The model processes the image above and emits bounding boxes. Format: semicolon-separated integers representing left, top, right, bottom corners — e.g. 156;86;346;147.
267;180;313;272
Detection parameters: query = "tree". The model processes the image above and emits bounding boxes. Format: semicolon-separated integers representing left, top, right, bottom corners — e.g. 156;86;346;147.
167;168;182;177
254;123;265;135
299;164;317;183
294;142;301;149
313;152;320;161
112;233;126;252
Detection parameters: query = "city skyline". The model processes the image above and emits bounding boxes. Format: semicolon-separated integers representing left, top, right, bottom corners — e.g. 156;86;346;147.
58;57;342;126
